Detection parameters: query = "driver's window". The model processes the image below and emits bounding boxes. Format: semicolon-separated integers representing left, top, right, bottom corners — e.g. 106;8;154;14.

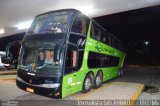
65;45;78;74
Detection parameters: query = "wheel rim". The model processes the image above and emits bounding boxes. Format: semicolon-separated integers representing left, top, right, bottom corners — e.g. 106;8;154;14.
85;78;91;90
96;74;102;86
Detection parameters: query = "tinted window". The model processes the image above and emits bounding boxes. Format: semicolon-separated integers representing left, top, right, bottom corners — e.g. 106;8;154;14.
101;30;110;44
65;45;78;74
88;52;119;68
90;23;101;40
78;50;84;69
108;36;112;45
111;38;120;50
91;23;114;45
90;22;125;50
71;14;89;35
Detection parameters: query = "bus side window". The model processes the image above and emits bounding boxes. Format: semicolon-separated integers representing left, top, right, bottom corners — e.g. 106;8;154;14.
88;52;119;68
71;15;82;34
78;50;84;70
109;36;112;45
101;31;109;44
65;45;78;74
82;16;90;36
90;23;101;41
94;24;101;40
96;30;101;41
82;18;86;35
91;24;95;39
71;14;89;36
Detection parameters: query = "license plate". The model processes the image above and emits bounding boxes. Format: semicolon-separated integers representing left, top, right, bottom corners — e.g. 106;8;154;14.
26;88;34;93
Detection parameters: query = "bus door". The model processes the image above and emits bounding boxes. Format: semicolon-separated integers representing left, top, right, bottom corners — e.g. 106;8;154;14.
62;44;78;97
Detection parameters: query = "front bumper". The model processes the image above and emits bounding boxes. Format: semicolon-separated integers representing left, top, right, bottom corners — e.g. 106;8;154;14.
16;79;62;99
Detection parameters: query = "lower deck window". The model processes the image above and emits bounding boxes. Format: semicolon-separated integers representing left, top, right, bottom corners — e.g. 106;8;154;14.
88;52;119;68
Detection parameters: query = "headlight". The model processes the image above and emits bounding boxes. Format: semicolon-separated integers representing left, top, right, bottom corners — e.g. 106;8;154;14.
42;83;60;88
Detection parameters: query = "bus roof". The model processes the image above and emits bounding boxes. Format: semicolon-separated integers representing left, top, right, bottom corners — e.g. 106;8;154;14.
36;9;81;17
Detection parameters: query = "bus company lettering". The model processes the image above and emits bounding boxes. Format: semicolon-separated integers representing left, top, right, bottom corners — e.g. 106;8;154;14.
95;42;115;55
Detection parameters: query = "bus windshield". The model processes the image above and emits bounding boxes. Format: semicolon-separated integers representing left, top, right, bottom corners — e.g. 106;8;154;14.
27;11;72;34
19;42;62;76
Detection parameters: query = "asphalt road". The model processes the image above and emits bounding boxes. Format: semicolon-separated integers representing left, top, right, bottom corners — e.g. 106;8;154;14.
0;67;159;106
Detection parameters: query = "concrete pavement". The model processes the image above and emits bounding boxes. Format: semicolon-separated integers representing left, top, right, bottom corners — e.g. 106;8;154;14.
0;67;159;106
0;75;16;80
0;70;17;75
0;79;27;100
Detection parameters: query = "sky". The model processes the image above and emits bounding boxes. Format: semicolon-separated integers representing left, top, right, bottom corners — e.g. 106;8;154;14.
0;5;160;65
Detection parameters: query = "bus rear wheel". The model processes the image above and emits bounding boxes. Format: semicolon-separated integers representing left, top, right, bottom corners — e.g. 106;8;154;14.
82;74;92;93
95;72;102;88
118;69;123;76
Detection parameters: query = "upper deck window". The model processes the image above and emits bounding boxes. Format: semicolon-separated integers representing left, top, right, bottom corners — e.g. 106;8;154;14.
90;22;111;45
27;12;72;34
91;23;101;40
71;14;89;36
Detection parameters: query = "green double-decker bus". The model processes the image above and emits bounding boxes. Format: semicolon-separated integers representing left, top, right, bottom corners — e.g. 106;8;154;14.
16;9;126;98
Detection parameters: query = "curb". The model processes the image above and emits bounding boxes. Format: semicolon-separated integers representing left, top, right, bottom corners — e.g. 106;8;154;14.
1;78;16;81
0;71;17;75
128;84;145;106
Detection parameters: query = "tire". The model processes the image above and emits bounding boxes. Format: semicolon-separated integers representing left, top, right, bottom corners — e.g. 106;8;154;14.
121;69;124;75
118;69;124;76
118;70;121;76
95;71;103;88
82;74;92;93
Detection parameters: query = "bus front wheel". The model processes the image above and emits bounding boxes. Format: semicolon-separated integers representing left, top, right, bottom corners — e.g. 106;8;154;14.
82;74;92;93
